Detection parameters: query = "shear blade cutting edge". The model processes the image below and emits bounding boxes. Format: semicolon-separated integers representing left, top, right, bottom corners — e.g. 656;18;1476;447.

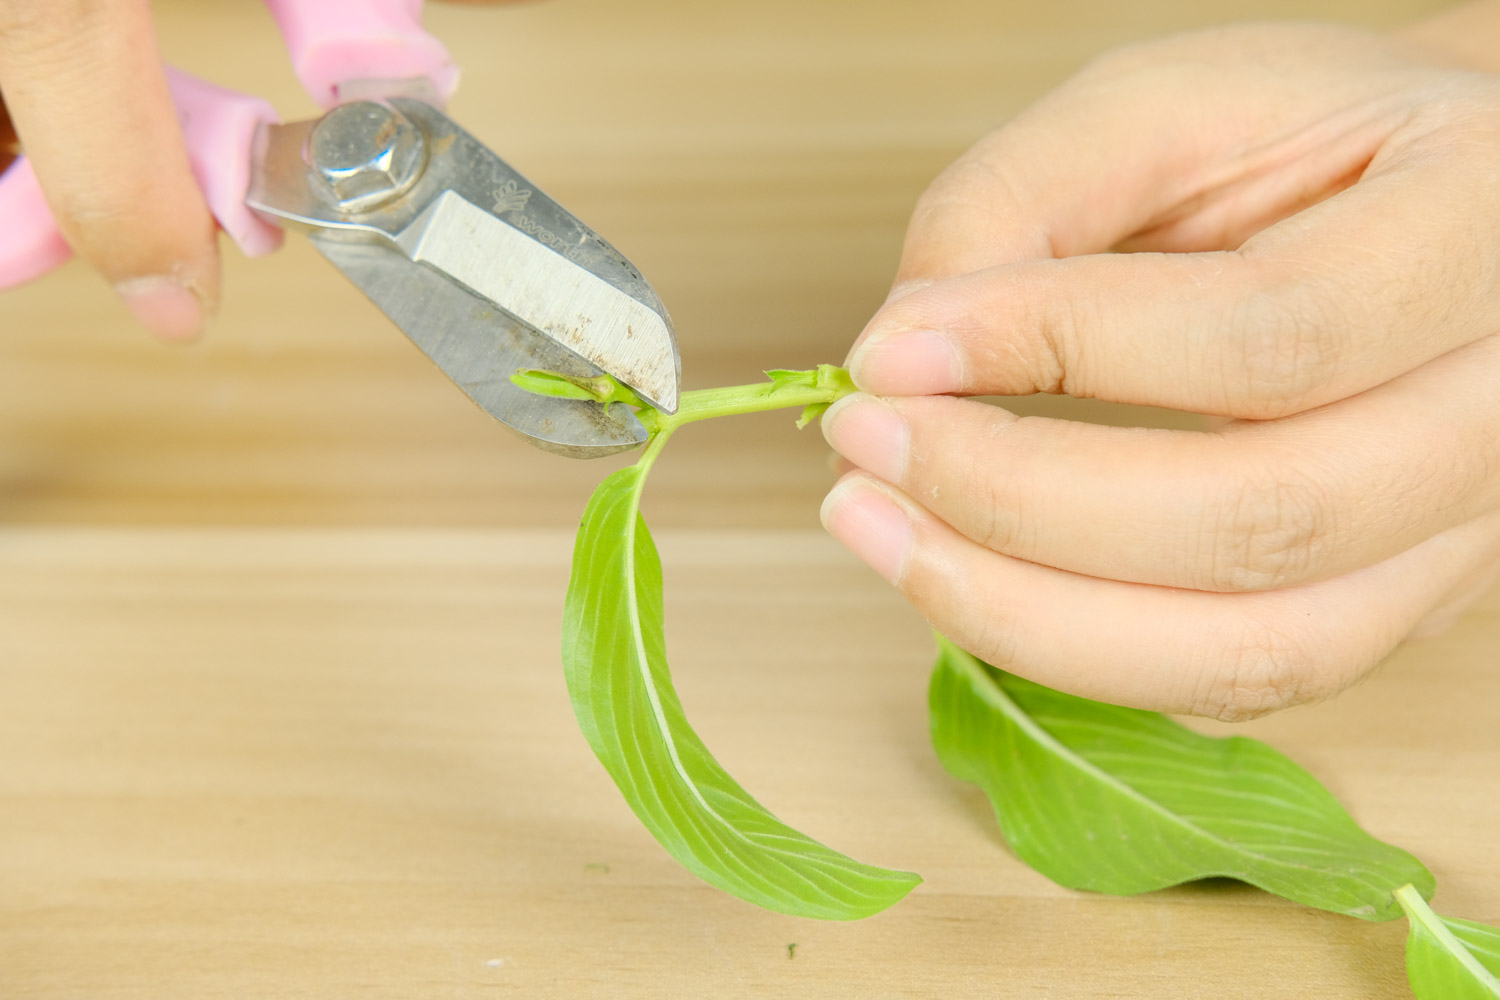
248;97;680;456
312;235;649;458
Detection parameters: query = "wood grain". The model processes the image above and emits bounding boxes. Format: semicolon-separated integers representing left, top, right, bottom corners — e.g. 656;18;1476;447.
1;0;1493;998
2;528;1495;998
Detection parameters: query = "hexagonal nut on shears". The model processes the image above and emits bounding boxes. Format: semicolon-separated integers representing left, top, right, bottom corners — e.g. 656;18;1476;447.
305;101;427;214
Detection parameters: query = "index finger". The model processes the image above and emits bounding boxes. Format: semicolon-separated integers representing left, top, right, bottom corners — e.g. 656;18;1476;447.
888;27;1421;293
851;142;1500;419
0;0;218;339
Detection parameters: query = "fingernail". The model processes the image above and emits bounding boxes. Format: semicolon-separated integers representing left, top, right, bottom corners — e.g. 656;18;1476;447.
839;282;936;371
846;328;963;395
820;475;913;586
115;277;205;342
820;394;910;485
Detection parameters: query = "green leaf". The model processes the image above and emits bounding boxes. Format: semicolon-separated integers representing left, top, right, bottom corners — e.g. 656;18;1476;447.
1397;884;1500;999
766;364;856;398
795;402;832;430
929;636;1432;920
764;368;818;389
563;452;921;920
510;368;645;409
765;366;855;429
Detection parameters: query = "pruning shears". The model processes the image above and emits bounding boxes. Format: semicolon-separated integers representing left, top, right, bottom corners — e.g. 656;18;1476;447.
0;0;678;458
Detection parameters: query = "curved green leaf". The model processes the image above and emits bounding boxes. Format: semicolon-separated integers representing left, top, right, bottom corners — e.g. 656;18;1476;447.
1397;885;1500;999
929;637;1431;920
564;458;921;920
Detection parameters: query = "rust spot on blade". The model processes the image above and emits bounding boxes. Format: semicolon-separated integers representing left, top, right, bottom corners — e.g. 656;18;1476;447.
573;399;638;444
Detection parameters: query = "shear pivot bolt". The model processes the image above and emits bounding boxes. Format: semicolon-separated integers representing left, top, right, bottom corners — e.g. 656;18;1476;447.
307;101;426;213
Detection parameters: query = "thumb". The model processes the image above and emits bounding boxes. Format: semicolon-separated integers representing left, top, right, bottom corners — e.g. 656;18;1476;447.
887;54;1197;296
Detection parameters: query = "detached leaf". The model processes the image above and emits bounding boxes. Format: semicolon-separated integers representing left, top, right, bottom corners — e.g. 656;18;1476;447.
1397;885;1500;999
930;637;1432;920
564;462;921;919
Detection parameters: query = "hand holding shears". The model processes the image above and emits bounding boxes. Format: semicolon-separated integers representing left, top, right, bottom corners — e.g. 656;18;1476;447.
0;0;678;457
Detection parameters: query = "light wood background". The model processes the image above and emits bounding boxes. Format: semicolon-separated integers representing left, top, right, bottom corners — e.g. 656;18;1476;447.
2;1;1492;998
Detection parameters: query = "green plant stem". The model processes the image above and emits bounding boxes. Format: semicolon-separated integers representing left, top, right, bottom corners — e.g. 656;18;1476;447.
510;364;858;440
640;365;856;436
633;423;675;475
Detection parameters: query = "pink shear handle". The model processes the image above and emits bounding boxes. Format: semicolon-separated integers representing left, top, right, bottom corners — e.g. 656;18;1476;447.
0;1;458;291
0;160;71;290
0;70;281;291
167;70;283;259
265;0;459;109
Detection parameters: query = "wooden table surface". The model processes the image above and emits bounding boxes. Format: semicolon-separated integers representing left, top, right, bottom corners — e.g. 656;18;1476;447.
2;1;1493;997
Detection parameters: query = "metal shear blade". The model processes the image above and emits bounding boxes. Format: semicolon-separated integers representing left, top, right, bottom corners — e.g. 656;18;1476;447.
310;236;649;456
247;97;680;458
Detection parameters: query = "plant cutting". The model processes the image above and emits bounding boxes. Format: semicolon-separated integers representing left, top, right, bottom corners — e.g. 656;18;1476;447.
516;363;1499;995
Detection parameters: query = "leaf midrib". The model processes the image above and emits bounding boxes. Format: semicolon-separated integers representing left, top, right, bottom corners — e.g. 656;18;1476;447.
1396;885;1500;995
616;459;729;832
947;643;1394;890
614;453;883;891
